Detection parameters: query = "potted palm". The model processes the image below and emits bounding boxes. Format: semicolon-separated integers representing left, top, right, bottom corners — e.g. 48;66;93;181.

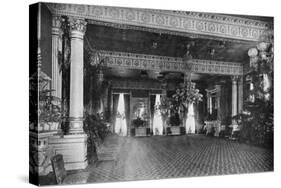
29;71;62;134
38;89;62;133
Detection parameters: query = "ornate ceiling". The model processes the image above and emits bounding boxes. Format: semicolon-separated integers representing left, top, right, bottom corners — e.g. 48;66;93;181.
85;24;254;63
46;3;272;42
45;3;273;81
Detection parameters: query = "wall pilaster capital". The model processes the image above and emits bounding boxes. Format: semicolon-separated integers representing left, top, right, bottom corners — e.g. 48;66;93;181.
52;15;63;36
68;17;87;39
238;76;243;84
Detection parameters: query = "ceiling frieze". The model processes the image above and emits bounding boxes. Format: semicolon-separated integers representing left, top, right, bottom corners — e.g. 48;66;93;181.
111;79;162;90
99;50;243;75
46;3;272;42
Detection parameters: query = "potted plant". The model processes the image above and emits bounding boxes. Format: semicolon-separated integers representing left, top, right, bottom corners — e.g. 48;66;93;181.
83;112;109;163
132;117;148;136
30;71;62;134
39;94;62;132
167;112;182;135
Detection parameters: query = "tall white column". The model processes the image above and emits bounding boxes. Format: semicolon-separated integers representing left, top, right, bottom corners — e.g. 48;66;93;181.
215;85;221;120
238;76;243;113
206;92;210;114
68;17;87;134
231;76;238;124
48;18;88;171
51;16;63;99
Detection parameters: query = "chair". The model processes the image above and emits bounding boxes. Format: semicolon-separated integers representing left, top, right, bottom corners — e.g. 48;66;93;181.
229;124;240;140
51;154;89;185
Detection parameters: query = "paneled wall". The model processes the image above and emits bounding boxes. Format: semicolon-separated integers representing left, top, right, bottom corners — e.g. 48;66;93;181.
40;4;52;77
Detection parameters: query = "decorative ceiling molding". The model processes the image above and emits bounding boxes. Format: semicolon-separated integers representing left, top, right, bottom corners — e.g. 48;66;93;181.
99;50;243;75
111;79;162;90
46;3;272;42
86;20;251;44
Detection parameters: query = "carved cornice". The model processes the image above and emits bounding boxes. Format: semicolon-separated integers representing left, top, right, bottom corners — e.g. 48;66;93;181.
52;15;63;28
111;79;162;90
99;50;243;75
46;3;272;42
231;75;240;82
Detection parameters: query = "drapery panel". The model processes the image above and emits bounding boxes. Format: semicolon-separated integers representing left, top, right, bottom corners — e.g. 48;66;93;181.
124;94;130;135
115;93;127;136
153;94;163;135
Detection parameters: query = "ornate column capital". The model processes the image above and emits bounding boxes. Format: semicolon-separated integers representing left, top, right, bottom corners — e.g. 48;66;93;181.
238;76;243;84
231;75;239;83
52;15;63;36
68;17;87;39
215;84;221;96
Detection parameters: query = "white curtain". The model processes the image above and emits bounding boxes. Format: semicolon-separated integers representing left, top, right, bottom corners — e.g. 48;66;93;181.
186;103;196;134
209;97;212;114
115;93;127;136
263;74;271;101
98;98;104;114
153;94;163;135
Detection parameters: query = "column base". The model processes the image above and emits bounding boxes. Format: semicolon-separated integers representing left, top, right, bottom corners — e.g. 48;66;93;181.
69;118;84;134
48;134;88;171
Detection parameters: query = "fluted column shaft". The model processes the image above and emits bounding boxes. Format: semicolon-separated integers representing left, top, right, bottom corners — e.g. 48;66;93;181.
51;16;63;99
68;17;87;134
238;77;243;113
231;76;238;124
215;85;221;120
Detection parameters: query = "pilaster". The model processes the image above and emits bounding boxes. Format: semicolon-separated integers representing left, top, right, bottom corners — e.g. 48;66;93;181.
51;15;63;99
238;76;243;113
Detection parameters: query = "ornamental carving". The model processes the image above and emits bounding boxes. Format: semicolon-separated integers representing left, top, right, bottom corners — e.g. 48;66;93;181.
98;50;243;75
68;17;87;34
46;3;272;42
111;79;162;90
52;15;63;28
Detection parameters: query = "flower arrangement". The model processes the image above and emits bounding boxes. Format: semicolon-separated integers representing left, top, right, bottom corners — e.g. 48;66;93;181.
171;82;203;114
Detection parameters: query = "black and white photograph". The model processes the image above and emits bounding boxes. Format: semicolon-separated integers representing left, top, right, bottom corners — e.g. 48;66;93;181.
28;1;275;186
0;0;278;187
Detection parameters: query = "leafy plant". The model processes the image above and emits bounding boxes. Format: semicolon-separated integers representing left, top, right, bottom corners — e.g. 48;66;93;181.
39;92;61;123
132;117;146;128
29;70;63;132
171;82;203;114
241;41;273;148
168;113;181;126
83;112;110;163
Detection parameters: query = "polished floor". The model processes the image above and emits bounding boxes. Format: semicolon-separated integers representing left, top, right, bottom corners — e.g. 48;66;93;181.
85;134;273;183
